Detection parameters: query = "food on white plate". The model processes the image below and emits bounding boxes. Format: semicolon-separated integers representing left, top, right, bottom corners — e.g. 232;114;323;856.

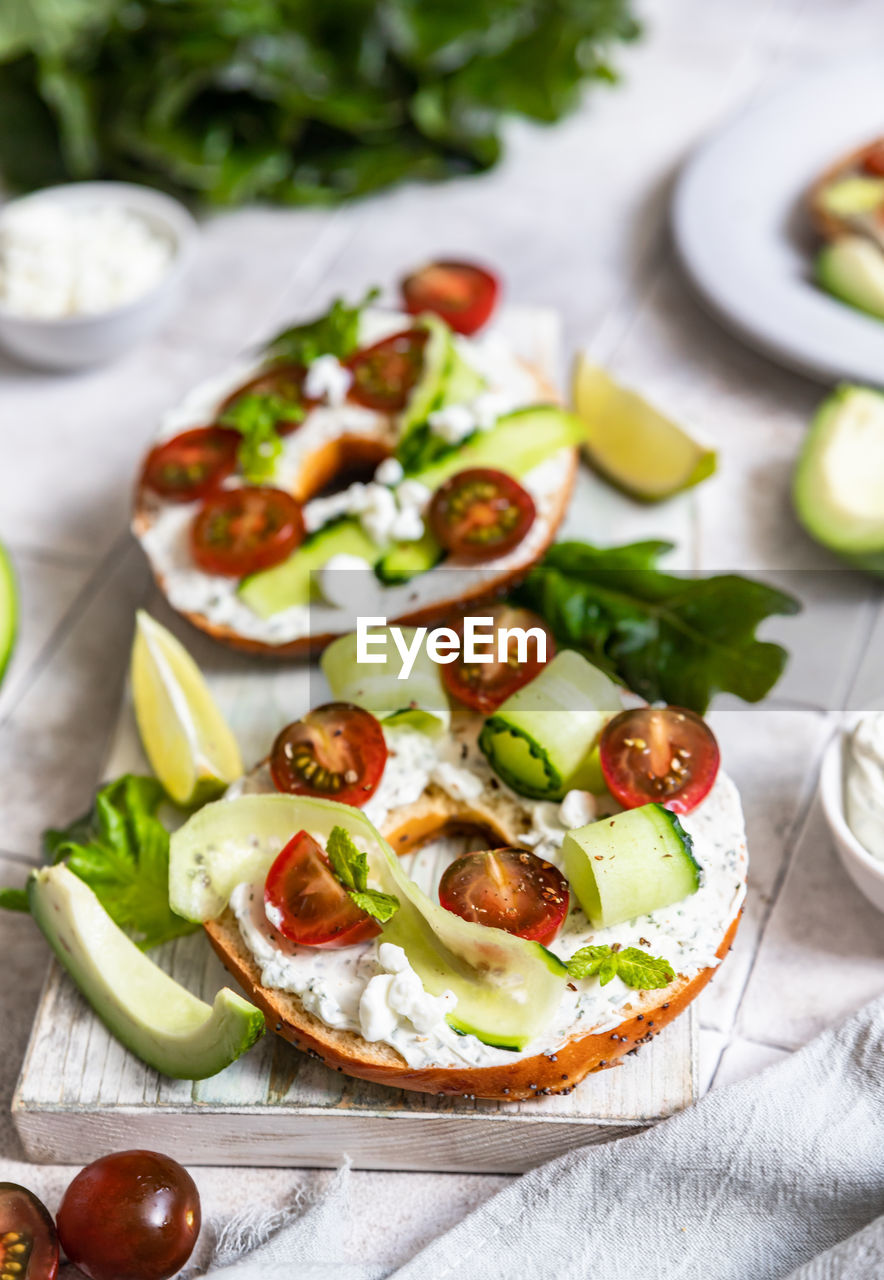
169;628;747;1101
844;714;884;862
810;139;884;320
28;864;264;1079
572;358;716;502
792;384;884;576
0;1182;58;1280
130;610;243;806
0;537;16;688
132;262;583;656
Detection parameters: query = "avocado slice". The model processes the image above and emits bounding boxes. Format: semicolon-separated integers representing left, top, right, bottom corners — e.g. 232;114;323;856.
818;176;884;220
170;794;567;1051
816;236;884;321
0;540;16;688
793;384;884;575
238;517;380;620
29;865;264;1079
413;405;584;491
398;314;485;441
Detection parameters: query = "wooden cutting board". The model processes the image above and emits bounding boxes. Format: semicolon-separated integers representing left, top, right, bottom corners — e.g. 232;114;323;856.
12;309;698;1172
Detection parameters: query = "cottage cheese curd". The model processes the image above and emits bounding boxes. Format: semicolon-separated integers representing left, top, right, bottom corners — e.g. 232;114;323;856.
845;713;884;861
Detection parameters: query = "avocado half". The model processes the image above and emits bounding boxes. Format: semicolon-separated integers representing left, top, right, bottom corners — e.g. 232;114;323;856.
793;384;884;576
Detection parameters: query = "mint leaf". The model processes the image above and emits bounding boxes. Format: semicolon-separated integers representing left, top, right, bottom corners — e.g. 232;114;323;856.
42;775;196;950
0;887;29;913
565;943;674;990
265;291;378;367
514;541;800;713
220;391;303;483
326;825;399;923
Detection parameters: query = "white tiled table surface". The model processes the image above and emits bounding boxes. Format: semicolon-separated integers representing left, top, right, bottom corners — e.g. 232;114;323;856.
2;0;884;1270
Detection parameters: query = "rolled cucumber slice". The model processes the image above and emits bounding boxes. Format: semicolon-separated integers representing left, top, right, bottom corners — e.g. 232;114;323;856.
479;649;621;799
169;794;566;1050
321;626;451;733
562;804;700;928
30;865;264;1079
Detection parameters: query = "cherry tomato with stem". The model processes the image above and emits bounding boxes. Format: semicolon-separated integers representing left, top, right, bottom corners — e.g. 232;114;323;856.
264;829;380;948
270;702;388;808
401;261;499;335
428;468;536;561
442;604;555;713
142;427;239;502
347;329;428;413
439;848;569;944
190;486;304;576
599;706;720;814
55;1150;200;1280
0;1183;58;1280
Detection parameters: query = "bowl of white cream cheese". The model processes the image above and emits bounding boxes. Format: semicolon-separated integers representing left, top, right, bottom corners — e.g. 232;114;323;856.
0;181;197;369
820;715;884;914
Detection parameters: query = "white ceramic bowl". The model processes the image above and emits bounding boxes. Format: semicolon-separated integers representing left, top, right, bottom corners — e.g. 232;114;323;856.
819;731;884;914
0;182;197;370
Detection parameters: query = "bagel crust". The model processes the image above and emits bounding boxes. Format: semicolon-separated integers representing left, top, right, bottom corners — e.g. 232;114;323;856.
205;911;740;1102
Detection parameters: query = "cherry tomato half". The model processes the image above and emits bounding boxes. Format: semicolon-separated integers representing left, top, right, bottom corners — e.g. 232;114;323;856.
439;848;569;944
220;362;309;434
0;1183;58;1280
190;486;304;576
428;468;536;561
142;427;239;502
401;261;500;335
56;1150;200;1280
347;329;428;413
270;702;388;808
861;140;884;177
264;829;380;948
599;706;720;814
442;604;555;713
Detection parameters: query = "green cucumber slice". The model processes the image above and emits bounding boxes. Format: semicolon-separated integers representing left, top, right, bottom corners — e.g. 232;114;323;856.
238;518;380;619
29;865;264;1079
321;626;451;733
375;528;443;584
169;794;566;1050
412;406;583;491
478;650;621;799
398;314;486;443
562;804;700;928
0;540;17;687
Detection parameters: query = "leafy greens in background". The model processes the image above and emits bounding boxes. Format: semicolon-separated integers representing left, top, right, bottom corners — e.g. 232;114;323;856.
0;1;639;204
0;775;197;949
514;540;801;713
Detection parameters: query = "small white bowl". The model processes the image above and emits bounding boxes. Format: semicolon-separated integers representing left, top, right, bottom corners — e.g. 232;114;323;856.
0;182;197;370
819;730;884;914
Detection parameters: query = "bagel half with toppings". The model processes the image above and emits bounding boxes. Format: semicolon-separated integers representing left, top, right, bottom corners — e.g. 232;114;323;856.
133;267;582;659
169;643;747;1102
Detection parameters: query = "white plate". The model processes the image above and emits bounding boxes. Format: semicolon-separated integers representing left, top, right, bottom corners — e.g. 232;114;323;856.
672;56;884;386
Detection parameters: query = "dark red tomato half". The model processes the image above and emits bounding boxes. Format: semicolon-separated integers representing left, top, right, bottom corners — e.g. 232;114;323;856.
270;702;388;808
0;1183;58;1280
861;141;884;177
442;604;555;714
401;261;500;335
220;362;309;434
599;706;721;815
428;468;536;561
55;1151;200;1280
347;329;428;413
439;848;569;944
142;427;239;502
190;486;304;576
264;830;380;948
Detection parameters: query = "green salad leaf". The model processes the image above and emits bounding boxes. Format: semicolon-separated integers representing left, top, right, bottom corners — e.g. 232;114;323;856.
32;775;197;950
0;2;638;204
565;943;674;989
0;887;29;912
327;825;399;924
220;391;303;483
265;291;378;367
514;540;800;713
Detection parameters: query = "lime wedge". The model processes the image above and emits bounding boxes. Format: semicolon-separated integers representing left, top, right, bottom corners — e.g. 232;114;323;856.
131;611;242;806
573;358;717;502
0;540;17;688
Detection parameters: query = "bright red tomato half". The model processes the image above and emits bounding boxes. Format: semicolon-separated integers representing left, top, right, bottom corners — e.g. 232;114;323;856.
0;1183;58;1280
56;1151;199;1280
220;363;309;433
401;261;500;335
428;468;535;561
264;830;380;948
861;141;884;177
270;702;388;808
190;486;304;576
442;604;555;713
142;427;239;502
599;706;720;814
439;848;569;944
347;329;428;413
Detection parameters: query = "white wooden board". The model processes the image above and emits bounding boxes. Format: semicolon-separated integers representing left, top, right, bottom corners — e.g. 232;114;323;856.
12;308;699;1172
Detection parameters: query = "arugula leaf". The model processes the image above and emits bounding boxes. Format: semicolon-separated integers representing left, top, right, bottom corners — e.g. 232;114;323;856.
327;825;399;924
514;540;800;713
0;887;29;912
220;391;303;483
40;775;197;950
565;943;674;989
265;291;378;368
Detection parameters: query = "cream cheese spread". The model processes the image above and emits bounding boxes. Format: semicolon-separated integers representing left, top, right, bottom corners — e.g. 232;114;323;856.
845;713;884;861
229;724;748;1071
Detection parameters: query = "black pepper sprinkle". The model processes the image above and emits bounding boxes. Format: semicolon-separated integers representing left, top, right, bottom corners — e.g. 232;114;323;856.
636;1014;644;1021
662;1002;670;1009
